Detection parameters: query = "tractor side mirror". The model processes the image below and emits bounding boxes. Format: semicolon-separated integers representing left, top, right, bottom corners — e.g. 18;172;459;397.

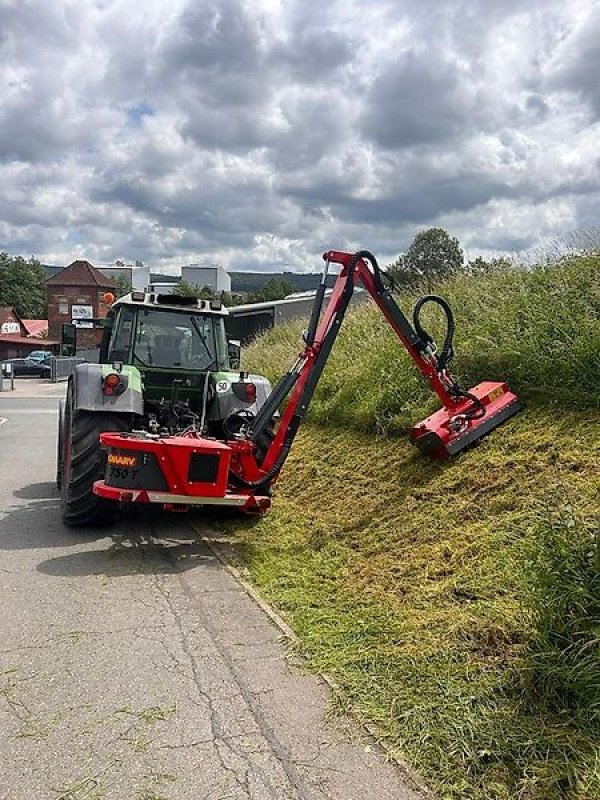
228;339;241;370
61;323;77;356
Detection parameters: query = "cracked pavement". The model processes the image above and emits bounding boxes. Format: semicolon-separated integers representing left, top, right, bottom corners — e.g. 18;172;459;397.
0;386;425;800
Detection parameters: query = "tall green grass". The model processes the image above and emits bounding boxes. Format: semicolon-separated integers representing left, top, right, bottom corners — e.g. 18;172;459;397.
243;256;600;433
523;510;600;718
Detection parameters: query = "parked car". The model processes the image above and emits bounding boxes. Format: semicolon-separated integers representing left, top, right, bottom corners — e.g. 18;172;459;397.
2;357;52;378
27;350;53;363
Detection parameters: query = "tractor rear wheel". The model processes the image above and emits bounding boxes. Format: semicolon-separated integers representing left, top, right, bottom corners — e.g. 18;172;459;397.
60;394;130;527
56;399;65;490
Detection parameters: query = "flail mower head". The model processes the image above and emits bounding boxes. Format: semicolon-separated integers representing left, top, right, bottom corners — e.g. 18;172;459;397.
409;380;521;459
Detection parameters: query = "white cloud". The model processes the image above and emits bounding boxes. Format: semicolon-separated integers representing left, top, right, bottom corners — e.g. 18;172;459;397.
0;0;599;271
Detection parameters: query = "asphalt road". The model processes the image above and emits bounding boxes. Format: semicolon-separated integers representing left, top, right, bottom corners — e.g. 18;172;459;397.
0;386;424;800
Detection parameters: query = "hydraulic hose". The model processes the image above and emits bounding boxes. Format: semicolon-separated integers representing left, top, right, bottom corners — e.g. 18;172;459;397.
353;255;486;422
412;295;455;372
411;293;489;421
449;387;486;420
230;419;299;491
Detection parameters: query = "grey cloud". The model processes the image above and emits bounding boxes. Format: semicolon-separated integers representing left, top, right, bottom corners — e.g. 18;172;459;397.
0;5;90;162
524;93;549;119
474;229;536;253
549;10;600;117
179;101;277;150
282;171;515;226
0;2;79;51
361;51;474;149
0;0;599;270
267;91;350;170
269;29;355;83
162;0;262;75
89;168;284;241
574;190;600;231
0;80;79;162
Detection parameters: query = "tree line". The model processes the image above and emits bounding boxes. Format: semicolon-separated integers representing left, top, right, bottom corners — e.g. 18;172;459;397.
0;231;512;321
172;276;298;306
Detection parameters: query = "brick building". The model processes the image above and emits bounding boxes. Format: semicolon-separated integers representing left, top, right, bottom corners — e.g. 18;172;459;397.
0;307;54;360
46;260;115;350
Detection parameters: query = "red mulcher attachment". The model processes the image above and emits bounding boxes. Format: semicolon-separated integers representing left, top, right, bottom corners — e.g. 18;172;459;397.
92;248;521;515
409;381;521;459
320;250;522;460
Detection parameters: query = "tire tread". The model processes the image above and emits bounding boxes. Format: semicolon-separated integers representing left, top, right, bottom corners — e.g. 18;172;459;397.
62;410;130;527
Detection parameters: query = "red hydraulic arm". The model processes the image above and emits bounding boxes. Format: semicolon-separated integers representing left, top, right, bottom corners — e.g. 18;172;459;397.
235;249;520;487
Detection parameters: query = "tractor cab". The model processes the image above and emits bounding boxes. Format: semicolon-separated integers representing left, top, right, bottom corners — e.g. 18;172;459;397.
99;293;231;409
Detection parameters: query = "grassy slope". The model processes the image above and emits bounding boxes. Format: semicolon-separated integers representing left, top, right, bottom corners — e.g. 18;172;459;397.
223;257;600;799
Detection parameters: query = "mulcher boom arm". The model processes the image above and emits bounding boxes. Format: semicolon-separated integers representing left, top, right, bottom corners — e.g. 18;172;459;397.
246;249;520;479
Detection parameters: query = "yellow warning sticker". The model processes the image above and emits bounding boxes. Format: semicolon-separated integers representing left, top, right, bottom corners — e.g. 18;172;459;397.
487;386;505;403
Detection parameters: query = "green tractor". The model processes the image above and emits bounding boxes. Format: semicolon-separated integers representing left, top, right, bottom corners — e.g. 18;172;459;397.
56;291;273;526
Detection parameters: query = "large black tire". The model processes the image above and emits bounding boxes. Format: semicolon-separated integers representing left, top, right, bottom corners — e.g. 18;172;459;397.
60;391;131;527
56;399;65;491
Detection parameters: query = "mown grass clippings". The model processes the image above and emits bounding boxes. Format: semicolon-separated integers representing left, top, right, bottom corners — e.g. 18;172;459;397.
53;774;103;800
16;711;63;740
137;771;177;800
115;704;178;725
115;703;178;753
219;409;600;800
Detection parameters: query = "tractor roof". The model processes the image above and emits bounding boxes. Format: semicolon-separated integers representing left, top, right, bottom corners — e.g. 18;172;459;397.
112;292;229;316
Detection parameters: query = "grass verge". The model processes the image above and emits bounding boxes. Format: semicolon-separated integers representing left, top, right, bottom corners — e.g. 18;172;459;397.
220;255;600;798
221;412;600;798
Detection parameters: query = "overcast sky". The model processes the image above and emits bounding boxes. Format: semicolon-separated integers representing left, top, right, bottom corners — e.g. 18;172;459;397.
1;0;599;272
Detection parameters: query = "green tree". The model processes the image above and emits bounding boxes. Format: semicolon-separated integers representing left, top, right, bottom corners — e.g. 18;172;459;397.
170;280;240;307
171;279;213;299
466;256;513;275
250;277;296;302
0;253;47;317
403;228;464;291
112;273;133;297
385;255;422;291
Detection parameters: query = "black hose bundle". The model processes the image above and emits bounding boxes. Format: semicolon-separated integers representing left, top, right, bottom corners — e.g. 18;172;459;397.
369;259;487;422
412;294;455;372
411;294;485;420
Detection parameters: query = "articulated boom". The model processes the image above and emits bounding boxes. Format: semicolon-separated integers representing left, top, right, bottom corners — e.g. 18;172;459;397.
93;249;521;514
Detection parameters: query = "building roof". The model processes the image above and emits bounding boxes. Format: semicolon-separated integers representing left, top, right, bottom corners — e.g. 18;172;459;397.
0;334;58;346
47;260;115;288
228;290;334;315
0;306;49;339
21;319;49;338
